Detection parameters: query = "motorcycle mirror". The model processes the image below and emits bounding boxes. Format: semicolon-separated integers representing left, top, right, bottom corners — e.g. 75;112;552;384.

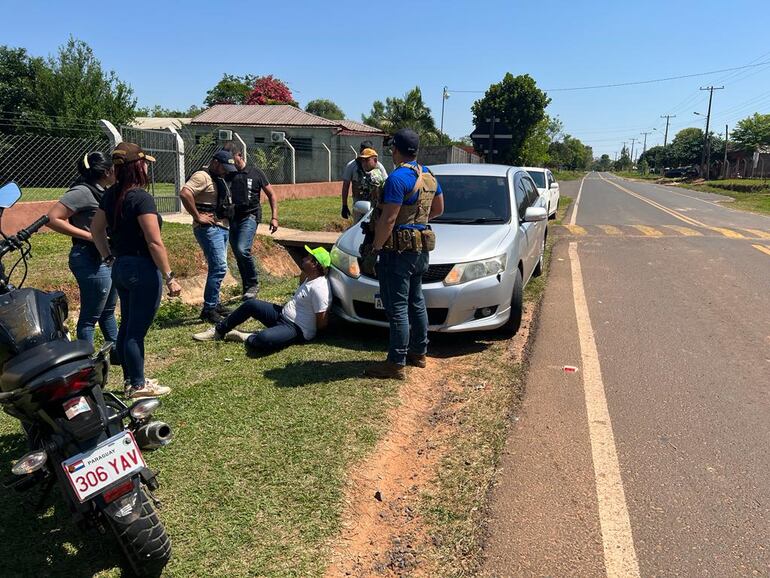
0;182;22;209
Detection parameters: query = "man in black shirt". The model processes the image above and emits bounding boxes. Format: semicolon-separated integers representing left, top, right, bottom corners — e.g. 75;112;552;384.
222;142;279;299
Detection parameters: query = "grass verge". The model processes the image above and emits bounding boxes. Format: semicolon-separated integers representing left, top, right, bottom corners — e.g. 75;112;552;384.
419;197;569;576
267;196;346;232
552;170;586;182
677;182;770;215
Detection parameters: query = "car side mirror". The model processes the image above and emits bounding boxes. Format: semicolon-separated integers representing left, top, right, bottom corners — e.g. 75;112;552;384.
523;206;547;222
549;182;559;189
0;182;22;209
352;200;372;222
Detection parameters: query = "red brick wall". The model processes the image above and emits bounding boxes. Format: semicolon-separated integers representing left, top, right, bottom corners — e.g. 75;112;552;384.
271;181;342;200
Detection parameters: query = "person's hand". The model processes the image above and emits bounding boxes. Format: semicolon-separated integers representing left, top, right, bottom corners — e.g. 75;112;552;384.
360;249;378;277
341;204;351;219
196;213;216;226
166;279;182;297
269;217;279;234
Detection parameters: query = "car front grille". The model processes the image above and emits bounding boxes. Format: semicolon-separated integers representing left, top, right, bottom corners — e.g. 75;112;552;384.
352;300;448;326
357;261;455;284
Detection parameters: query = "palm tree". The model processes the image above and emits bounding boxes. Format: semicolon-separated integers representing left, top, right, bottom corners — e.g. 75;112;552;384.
362;87;442;143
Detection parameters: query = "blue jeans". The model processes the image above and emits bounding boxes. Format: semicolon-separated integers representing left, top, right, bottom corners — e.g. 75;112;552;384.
193;224;229;310
216;298;302;353
111;256;162;387
69;244;118;345
229;214;259;292
375;250;430;366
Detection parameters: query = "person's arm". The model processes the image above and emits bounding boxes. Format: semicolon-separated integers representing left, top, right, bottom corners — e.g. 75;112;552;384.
429;194;444;221
47;202;92;241
262;183;279;233
340;180;351;219
137;213;182;297
179;186;215;225
315;310;329;331
91;209;111;260
372;203;400;250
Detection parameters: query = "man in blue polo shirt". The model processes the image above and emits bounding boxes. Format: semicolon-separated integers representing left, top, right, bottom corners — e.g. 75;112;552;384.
363;128;444;380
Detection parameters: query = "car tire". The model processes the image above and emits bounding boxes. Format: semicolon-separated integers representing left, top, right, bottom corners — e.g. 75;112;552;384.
500;267;523;336
533;230;546;278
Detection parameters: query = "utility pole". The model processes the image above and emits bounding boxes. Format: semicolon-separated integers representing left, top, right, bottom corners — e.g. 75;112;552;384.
660;114;676;147
629;137;638;164
699;85;724;179
723;124;729;178
640;131;654;155
440;86;449;138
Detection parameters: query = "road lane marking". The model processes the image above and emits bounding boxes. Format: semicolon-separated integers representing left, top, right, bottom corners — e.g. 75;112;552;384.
708;227;745;239
569;242;641;578
630;225;663;237
663;225;703;237
744;228;770;239
564;224;588;235
752;244;770;257
569;174;587;226
598;225;623;236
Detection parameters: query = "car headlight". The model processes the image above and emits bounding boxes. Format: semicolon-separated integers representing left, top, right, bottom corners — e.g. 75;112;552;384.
331;246;360;278
444;254;507;286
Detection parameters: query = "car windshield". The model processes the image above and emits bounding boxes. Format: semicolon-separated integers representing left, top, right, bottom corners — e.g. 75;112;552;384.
526;170;546;188
431;175;510;224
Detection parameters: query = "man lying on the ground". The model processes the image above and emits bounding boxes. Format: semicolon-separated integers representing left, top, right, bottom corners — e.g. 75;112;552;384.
193;246;331;355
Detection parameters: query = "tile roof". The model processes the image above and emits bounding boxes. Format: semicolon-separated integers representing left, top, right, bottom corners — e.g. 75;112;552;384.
190;105;386;135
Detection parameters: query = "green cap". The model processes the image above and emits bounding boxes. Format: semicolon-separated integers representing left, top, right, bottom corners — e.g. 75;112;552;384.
305;245;331;269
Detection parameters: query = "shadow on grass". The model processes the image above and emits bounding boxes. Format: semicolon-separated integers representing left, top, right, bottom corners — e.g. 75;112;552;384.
0;434;122;577
263;360;370;387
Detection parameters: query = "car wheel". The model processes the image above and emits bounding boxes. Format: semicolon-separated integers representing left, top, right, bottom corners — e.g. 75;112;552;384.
500;267;523;336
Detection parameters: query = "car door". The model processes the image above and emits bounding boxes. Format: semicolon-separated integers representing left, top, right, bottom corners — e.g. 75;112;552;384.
513;172;535;275
547;170;559;216
521;175;545;275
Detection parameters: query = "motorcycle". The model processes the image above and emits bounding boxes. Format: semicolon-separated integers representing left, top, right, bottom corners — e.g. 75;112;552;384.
0;182;173;576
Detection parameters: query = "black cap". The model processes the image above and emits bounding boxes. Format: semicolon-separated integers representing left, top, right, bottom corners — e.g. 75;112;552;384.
212;150;237;173
392;129;419;155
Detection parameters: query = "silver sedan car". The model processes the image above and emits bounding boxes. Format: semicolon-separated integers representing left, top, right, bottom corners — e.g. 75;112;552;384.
329;164;548;334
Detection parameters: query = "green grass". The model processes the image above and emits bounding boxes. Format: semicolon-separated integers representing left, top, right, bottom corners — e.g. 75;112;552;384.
267;196;346;232
613;171;659;180
552;170;586;182
0;269;401;577
18;183;178;203
678;182;770;215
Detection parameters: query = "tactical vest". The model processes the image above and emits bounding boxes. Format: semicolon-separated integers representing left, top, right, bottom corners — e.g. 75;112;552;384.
194;170;234;220
351;163;383;203
371;162;438;252
229;170;260;213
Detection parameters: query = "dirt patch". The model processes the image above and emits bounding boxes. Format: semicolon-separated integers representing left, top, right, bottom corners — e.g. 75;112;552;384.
324;307;535;577
253;238;300;277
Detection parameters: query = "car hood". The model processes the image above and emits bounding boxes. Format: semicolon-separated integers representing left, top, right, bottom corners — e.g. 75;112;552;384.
336;222;512;264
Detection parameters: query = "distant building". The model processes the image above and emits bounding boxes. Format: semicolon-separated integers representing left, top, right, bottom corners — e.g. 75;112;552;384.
188;105;386;182
131;117;191;131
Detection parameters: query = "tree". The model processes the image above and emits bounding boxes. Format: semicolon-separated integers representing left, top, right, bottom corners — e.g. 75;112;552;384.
137;104;206;118
362;87;440;143
520;115;562;166
593;154;613;171
204;74;258;106
638;145;667;172
470;73;550;164
305;99;345;120
0;46;40;119
548;134;592;170
731;113;770;152
245;75;297;106
613;146;632;171
29;37;136;134
670;128;704;166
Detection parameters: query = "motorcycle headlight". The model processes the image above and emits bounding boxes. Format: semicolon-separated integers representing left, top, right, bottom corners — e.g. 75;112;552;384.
331;246;360;278
444;254;507;286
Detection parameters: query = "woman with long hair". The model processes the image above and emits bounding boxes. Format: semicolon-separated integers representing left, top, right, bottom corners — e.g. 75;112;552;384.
47;151;118;346
91;142;181;399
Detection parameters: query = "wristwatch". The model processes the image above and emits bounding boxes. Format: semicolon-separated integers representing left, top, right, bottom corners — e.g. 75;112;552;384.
164;271;175;283
102;254;115;266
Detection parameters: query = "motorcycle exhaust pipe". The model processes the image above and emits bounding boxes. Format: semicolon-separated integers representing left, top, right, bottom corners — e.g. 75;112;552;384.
134;421;173;450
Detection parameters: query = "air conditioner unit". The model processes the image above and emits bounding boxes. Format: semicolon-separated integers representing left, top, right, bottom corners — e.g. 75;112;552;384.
271;131;286;143
218;129;233;141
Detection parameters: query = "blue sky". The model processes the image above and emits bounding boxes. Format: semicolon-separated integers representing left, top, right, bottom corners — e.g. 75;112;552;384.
3;0;769;158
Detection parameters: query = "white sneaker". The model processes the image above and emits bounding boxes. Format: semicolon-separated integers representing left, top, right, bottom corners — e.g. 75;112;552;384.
193;327;223;341
125;380;171;398
224;330;251;343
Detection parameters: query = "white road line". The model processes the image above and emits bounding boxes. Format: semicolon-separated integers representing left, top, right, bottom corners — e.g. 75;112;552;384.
569;242;640;578
569;174;587;226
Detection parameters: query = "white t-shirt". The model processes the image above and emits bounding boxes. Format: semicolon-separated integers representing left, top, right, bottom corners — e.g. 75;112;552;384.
342;159;388;182
281;276;331;340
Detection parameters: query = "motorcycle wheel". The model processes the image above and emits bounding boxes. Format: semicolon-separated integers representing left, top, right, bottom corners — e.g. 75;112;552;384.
107;488;171;577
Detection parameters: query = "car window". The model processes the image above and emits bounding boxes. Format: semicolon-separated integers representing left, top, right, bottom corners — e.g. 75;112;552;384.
547;170;555;185
429;175;511;224
514;175;528;221
522;176;540;208
527;170;546;188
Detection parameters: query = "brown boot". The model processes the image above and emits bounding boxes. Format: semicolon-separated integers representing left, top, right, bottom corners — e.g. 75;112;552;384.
406;353;427;368
364;360;406;380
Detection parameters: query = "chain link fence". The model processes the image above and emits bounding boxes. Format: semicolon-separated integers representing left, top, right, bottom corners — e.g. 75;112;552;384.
119;126;181;212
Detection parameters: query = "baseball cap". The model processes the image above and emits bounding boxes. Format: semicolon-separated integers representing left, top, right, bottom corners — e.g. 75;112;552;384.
305;245;331;269
112;142;156;166
212;150;238;173
357;148;378;159
392;128;419;155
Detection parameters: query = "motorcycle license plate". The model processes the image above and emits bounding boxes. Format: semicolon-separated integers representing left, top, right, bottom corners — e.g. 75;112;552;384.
374;293;384;310
62;431;145;502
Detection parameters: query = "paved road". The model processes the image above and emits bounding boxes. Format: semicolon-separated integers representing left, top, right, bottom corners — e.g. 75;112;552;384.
483;173;770;577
